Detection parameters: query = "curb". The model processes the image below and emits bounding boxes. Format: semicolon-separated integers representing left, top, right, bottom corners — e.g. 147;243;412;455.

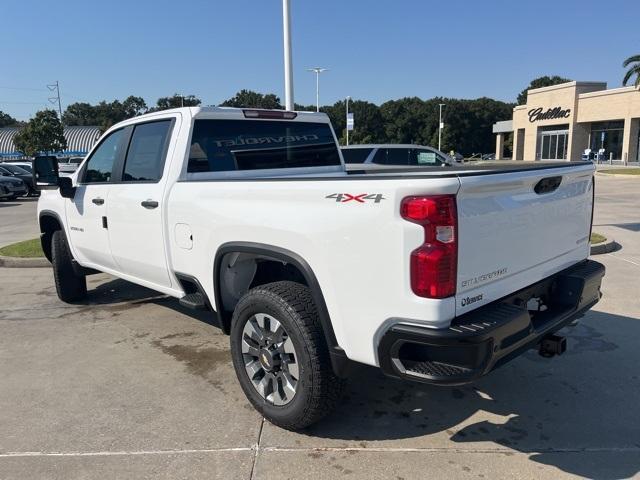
590;239;617;255
595;172;640;178
0;255;50;268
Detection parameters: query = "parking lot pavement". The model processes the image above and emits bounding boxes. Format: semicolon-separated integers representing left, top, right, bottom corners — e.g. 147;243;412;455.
0;197;39;247
1;174;639;479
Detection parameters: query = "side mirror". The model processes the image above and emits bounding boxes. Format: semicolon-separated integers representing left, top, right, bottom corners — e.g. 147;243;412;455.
33;156;60;190
58;176;75;199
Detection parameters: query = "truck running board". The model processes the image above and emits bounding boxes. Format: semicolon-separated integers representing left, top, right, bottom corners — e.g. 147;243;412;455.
179;292;207;310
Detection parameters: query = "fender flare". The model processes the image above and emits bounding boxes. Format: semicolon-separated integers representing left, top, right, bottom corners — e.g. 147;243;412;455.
38;210;65;262
213;242;350;376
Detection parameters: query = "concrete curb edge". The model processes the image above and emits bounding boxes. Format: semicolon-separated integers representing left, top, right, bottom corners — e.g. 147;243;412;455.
0;255;50;268
590;239;618;255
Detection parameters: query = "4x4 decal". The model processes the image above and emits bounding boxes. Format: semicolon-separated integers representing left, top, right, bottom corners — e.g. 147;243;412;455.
326;193;386;203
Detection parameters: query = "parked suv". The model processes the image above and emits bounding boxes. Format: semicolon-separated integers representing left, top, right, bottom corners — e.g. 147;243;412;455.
341;144;453;167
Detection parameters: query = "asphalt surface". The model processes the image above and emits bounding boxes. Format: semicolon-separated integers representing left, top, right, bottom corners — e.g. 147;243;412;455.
0;197;39;247
0;174;638;479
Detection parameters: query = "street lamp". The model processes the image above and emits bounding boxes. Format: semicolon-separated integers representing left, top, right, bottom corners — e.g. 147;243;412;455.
345;96;351;146
438;103;445;152
307;67;328;112
282;0;294;110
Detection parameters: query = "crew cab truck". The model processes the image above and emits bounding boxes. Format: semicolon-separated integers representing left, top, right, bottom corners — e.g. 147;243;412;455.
34;107;605;430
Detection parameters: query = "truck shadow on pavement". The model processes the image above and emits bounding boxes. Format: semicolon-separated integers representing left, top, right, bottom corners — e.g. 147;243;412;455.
303;310;639;480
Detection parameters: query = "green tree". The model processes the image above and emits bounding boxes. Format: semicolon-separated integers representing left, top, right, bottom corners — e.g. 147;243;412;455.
622;54;640;87
155;94;201;110
517;75;571;104
0;111;20;128
62;96;148;130
62;102;96;126
122;96;148;117
220;90;282;109
14;110;67;156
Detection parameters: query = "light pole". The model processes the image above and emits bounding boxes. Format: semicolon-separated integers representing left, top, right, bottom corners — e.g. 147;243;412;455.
345;96;351;146
307;67;328;112
438;103;445;152
282;0;294;110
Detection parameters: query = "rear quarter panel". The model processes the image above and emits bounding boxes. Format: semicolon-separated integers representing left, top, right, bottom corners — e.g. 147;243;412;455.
167;175;460;366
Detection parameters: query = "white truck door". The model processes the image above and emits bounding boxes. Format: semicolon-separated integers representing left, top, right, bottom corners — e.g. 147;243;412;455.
106;119;175;289
65;128;128;270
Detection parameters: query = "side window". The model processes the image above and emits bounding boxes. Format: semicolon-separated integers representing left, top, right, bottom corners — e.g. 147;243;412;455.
341;148;372;164
123;121;172;182
410;149;444;166
373;148;409;165
83;129;125;183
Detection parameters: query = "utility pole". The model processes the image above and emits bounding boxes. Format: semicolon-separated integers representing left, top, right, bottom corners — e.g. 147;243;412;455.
282;0;294;110
438;103;446;151
307;67;328;112
47;81;63;119
345;96;351;146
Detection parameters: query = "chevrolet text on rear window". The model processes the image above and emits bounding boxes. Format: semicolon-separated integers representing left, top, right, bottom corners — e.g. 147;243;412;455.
36;106;604;430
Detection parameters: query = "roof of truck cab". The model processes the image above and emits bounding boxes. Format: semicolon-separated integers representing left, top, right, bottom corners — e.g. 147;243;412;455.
128;106;329;122
191;107;331;122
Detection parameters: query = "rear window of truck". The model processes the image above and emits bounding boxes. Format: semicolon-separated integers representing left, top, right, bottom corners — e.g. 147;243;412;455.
188;120;341;173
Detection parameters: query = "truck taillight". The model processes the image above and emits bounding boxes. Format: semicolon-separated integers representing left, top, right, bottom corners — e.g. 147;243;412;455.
400;195;457;299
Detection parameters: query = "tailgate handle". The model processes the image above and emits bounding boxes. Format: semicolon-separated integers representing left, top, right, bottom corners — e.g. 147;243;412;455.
534;176;562;194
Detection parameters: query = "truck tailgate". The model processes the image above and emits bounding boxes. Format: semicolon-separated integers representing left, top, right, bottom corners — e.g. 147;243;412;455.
455;163;594;315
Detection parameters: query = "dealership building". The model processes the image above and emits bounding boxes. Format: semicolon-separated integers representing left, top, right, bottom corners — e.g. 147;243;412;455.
494;81;640;163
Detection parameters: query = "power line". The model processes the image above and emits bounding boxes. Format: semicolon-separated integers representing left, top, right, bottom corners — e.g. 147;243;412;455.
0;86;48;92
0;100;48;104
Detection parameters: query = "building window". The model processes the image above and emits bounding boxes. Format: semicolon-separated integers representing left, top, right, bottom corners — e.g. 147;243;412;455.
590;121;624;161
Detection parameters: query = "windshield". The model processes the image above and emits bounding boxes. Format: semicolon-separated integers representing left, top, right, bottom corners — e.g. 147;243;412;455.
188;119;341;173
1;164;29;175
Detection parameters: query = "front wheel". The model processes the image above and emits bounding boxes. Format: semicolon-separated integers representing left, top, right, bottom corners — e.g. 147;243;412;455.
51;230;87;303
230;281;344;430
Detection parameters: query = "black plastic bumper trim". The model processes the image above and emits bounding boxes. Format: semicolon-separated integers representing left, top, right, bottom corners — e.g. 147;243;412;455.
378;259;605;386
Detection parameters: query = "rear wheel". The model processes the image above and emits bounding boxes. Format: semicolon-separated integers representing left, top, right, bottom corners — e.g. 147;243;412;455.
52;230;87;303
230;281;344;430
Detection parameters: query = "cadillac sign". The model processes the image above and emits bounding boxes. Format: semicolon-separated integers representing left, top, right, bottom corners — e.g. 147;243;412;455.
528;106;571;123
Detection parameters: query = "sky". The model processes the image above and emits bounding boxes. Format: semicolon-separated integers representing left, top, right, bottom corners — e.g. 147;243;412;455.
2;0;639;121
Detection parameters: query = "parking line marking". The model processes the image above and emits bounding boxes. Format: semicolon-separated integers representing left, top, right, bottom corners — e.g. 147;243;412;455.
2;446;640;458
0;448;252;458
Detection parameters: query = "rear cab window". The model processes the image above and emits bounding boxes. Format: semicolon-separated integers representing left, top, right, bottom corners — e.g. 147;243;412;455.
187;119;341;174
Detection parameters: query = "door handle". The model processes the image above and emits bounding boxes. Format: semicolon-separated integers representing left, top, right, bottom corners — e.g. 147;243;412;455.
141;200;159;209
92;197;104;205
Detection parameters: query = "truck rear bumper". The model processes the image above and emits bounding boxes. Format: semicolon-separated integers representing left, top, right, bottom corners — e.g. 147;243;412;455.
378;260;605;386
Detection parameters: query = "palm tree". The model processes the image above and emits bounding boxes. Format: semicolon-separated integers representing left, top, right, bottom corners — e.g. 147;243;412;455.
622;54;640;87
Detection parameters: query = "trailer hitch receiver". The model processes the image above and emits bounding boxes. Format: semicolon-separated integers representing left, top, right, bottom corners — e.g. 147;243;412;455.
539;334;567;358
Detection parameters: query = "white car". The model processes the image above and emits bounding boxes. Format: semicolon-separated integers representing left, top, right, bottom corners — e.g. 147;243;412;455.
34;107;604;429
57;157;84;174
341;144;453;167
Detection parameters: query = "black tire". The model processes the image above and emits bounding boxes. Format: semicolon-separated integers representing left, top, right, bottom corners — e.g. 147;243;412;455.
230;281;345;430
51;230;87;303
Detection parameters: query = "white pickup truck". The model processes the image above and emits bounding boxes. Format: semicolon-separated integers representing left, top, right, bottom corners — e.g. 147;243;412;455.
34;107;605;429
